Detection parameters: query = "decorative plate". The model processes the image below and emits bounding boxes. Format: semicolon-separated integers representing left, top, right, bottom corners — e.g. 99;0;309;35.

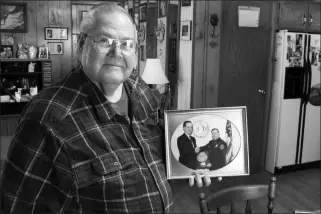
193;120;210;138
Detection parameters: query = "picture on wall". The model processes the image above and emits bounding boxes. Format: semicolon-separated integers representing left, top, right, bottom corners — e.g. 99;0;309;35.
49;8;63;25
164;107;249;179
48;42;64;55
140;3;147;22
180;20;192;41
44;27;68;40
158;0;167;18
181;0;192;7
0;3;27;32
81;11;88;21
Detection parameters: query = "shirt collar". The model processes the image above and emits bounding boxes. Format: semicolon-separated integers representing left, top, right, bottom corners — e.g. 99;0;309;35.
77;65;154;123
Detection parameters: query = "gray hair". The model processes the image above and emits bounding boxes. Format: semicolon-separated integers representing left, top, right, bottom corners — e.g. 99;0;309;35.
75;2;137;60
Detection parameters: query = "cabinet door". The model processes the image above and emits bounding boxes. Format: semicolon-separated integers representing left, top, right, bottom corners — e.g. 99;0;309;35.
278;2;309;31
307;3;321;33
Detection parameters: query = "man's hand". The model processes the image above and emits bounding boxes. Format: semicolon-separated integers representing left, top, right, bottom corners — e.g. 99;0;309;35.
188;174;222;188
195;147;200;153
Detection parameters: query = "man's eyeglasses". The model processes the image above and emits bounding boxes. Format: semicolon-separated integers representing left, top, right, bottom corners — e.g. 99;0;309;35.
83;33;137;56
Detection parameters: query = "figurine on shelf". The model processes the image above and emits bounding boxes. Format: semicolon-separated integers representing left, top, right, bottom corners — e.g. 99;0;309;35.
27;44;38;59
29;86;38;96
16;43;29;59
28;62;35;73
0;51;6;58
6;47;12;59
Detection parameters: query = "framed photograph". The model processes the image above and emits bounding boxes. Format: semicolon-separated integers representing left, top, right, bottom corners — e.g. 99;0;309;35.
81;11;88;21
49;8;63;25
140;3;147;22
48;42;63;55
38;46;49;59
0;3;27;33
181;0;192;7
0;45;13;58
158;0;167;18
44;27;68;40
0;45;13;53
164;106;250;179
180;20;192;41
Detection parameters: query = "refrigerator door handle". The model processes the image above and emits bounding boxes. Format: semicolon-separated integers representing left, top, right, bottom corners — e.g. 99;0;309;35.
305;35;312;102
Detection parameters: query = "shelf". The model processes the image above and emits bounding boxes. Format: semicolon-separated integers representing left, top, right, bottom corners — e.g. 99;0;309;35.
0;102;28;115
0;58;52;62
0;72;42;77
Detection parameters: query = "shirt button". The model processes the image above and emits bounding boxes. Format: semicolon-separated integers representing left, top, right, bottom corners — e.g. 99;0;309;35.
114;162;119;166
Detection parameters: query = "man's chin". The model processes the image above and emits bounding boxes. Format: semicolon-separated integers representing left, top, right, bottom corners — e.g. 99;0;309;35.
100;70;131;84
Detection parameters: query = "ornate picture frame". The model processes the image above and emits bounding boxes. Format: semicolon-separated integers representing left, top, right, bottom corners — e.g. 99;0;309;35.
164;106;250;179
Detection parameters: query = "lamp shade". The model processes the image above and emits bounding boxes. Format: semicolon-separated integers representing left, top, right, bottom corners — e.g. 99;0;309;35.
141;58;169;84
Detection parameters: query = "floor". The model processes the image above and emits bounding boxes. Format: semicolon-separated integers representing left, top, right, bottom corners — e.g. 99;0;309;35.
169;168;320;213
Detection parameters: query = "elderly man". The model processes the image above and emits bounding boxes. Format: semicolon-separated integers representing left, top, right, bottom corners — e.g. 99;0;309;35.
0;3;211;214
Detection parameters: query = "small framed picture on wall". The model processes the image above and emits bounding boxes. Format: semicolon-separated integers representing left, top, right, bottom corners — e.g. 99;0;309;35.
140;3;147;22
180;20;192;41
38;46;49;59
158;0;167;18
44;27;68;40
48;42;64;55
181;0;192;7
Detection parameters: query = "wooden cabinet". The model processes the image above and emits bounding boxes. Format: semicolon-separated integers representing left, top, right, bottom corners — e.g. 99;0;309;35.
278;1;320;33
0;59;52;116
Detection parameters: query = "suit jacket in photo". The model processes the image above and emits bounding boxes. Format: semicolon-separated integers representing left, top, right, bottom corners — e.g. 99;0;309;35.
177;133;197;170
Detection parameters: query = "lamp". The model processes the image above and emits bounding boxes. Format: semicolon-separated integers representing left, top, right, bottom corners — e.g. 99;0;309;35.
141;58;169;86
141;58;171;109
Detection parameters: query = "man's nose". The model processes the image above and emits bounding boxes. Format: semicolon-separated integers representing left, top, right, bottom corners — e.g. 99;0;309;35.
107;43;122;58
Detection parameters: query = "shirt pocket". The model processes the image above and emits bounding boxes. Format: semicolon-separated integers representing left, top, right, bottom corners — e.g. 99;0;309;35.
73;151;133;188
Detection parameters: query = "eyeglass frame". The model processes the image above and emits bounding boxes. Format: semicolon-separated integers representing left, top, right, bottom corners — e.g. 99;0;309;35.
81;33;138;55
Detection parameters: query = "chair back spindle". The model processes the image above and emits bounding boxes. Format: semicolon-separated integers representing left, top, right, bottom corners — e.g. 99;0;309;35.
198;176;277;214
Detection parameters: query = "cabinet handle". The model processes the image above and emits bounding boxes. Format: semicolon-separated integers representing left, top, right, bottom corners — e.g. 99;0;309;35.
309;14;313;25
302;14;307;26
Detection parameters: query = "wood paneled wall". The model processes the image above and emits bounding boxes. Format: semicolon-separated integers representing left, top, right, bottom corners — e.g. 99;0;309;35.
0;1;72;136
1;1;72;83
177;2;193;110
192;1;221;108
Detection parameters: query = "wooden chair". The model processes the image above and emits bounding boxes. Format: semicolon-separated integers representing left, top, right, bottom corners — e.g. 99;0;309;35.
198;176;276;214
293;209;321;214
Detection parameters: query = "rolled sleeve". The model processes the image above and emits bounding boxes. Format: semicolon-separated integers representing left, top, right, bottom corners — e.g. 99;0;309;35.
0;119;75;214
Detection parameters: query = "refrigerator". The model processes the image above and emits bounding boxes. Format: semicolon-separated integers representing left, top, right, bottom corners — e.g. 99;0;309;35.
265;30;320;174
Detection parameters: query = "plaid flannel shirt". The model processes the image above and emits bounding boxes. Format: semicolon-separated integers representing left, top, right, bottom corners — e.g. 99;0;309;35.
0;67;174;214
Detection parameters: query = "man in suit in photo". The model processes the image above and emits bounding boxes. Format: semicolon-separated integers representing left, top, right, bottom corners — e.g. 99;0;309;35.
177;121;197;170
